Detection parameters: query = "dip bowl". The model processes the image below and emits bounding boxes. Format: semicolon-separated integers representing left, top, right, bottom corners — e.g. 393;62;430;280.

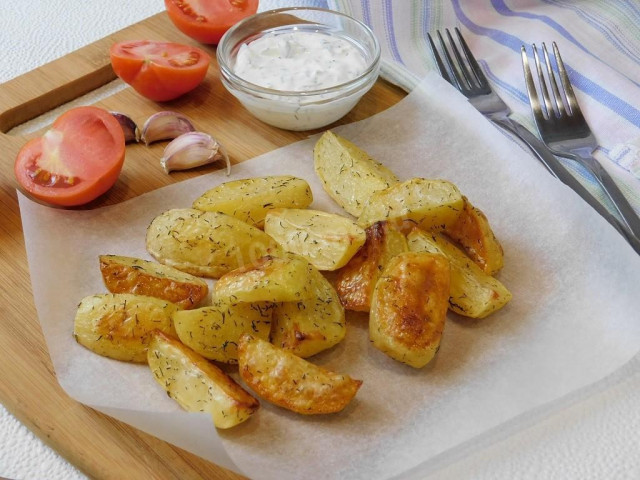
217;7;381;131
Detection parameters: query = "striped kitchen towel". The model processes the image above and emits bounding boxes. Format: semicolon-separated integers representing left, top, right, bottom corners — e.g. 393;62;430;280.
325;0;640;220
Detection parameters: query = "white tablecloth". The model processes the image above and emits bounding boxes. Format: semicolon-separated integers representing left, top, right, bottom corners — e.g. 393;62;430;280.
2;1;640;479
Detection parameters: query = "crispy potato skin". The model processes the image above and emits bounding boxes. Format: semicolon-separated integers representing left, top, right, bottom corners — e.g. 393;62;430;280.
370;252;450;368
99;255;208;309
334;221;408;312
145;208;279;278
444;197;504;275
173;300;272;363
238;334;362;414
74;293;180;363
357;178;464;231
214;254;316;303
270;267;346;358
314;131;399;216
264;208;366;271
407;227;511;318
192;175;313;227
148;331;259;429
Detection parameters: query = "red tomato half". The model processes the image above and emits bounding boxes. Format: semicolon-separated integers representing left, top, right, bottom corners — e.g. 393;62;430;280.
14;106;125;207
165;0;259;44
110;40;211;101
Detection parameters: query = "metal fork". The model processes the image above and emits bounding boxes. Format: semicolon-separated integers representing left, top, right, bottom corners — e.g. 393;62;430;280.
428;28;639;253
522;42;640;244
427;28;574;175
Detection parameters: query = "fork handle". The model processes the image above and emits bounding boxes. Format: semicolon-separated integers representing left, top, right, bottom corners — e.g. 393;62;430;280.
491;116;640;254
572;152;640;240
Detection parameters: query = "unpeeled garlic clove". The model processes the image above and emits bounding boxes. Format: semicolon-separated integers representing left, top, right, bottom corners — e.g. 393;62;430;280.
161;132;231;175
141;111;196;145
110;111;140;143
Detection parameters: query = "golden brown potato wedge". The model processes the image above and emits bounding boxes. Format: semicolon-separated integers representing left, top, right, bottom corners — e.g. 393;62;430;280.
192;176;313;227
147;330;259;429
264;208;366;271
334;221;408;312
270;267;346;358
357;178;464;231
444;197;504;275
238;333;362;414
173;299;272;363
99;255;209;310
370;252;450;368
314;130;399;217
74;293;180;363
146;208;279;279
214;253;316;303
407;227;511;318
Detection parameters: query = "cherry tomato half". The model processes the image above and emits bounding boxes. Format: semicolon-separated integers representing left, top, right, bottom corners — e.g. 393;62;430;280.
165;0;259;45
110;40;211;101
14;106;125;207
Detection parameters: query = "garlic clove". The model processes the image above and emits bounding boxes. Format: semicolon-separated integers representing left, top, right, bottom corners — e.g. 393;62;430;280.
161;132;231;175
218;142;231;176
110;111;140;143
141;111;196;145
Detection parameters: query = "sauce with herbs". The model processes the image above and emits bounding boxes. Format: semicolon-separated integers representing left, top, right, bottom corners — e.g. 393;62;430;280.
234;31;367;92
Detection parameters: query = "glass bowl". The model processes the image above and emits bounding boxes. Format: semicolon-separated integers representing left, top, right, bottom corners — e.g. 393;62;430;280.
217;7;381;131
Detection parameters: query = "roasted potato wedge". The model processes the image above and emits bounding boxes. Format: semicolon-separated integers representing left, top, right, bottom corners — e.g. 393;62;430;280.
314;130;399;217
369;252;450;368
173;299;272;363
146;208;279;279
407;227;512;318
264;208;366;271
192;176;313;227
214;253;316;303
74;293;179;363
444;197;504;275
334;221;408;312
357;178;464;231
270;267;346;358
99;254;208;309
147;330;259;429
238;333;362;414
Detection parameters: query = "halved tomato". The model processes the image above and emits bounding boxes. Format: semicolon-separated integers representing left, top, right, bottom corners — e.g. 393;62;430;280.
110;41;211;101
165;0;259;45
14;106;125;207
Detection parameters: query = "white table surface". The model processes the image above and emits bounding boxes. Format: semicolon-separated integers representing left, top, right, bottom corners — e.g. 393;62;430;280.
2;2;640;479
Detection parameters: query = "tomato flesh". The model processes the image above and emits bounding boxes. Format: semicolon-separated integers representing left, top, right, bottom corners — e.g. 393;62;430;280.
110;41;211;101
165;0;259;44
25;130;78;188
28;162;78;189
14;106;125;207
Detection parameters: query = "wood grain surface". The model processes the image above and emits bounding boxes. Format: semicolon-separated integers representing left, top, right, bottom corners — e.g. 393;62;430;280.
0;12;405;479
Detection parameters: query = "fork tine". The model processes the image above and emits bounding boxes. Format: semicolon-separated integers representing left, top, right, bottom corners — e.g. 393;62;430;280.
552;42;584;119
445;28;475;89
532;44;554;120
542;42;567;117
454;27;489;89
521;46;546;126
435;30;466;91
427;33;453;85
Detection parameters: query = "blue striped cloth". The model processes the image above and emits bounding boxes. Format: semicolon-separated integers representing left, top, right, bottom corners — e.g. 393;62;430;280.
269;0;640;220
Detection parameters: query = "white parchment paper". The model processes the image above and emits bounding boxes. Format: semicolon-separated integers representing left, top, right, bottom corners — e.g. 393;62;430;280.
19;73;640;479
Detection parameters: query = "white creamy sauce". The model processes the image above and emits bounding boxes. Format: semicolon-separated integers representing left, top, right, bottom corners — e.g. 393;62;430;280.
234;31;367;92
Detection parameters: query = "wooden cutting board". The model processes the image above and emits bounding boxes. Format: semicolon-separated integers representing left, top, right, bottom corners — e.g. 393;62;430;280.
0;12;405;479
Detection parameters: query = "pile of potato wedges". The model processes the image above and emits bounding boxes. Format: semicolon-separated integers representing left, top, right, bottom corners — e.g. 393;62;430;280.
73;130;511;429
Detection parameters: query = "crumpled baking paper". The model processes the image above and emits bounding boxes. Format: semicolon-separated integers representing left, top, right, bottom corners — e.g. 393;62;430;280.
19;73;640;479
